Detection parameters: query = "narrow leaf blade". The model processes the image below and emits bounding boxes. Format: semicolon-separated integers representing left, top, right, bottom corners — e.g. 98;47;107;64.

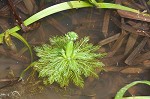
115;81;150;99
10;32;33;61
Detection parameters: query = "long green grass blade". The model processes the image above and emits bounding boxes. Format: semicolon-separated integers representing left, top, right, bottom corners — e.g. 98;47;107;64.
97;3;139;13
24;1;92;26
10;32;33;61
115;81;150;99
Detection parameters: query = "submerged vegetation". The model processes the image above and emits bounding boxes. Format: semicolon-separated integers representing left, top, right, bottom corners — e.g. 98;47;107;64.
26;32;105;87
0;0;149;92
0;0;149;99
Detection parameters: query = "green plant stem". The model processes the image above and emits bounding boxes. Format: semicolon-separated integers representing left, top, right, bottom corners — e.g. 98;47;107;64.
96;3;139;13
66;41;73;58
19;62;36;80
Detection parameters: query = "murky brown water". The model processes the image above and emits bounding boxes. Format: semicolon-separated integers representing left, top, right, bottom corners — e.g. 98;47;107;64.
0;1;149;99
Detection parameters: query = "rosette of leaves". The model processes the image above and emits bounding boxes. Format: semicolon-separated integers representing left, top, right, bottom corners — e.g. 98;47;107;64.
33;32;106;88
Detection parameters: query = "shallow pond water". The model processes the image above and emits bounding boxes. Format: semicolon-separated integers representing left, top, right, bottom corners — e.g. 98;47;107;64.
0;1;149;99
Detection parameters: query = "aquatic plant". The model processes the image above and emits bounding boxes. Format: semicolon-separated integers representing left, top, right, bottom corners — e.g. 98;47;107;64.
115;80;150;99
24;32;105;87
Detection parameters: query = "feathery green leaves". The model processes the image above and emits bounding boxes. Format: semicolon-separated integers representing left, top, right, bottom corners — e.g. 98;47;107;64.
32;32;106;87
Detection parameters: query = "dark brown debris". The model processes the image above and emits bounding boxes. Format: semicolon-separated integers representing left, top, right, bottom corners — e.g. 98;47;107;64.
125;37;148;65
98;33;120;46
102;10;111;38
98;0;150;74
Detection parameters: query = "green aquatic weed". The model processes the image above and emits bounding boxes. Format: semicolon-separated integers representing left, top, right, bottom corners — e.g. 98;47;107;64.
32;32;106;88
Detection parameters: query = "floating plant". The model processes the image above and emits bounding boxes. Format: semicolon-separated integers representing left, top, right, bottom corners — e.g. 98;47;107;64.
24;32;106;87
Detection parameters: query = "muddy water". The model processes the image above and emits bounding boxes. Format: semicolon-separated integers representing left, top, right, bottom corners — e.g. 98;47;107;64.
0;3;149;99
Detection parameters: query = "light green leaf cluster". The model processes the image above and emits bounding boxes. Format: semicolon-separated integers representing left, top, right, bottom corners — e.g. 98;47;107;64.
33;32;106;87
